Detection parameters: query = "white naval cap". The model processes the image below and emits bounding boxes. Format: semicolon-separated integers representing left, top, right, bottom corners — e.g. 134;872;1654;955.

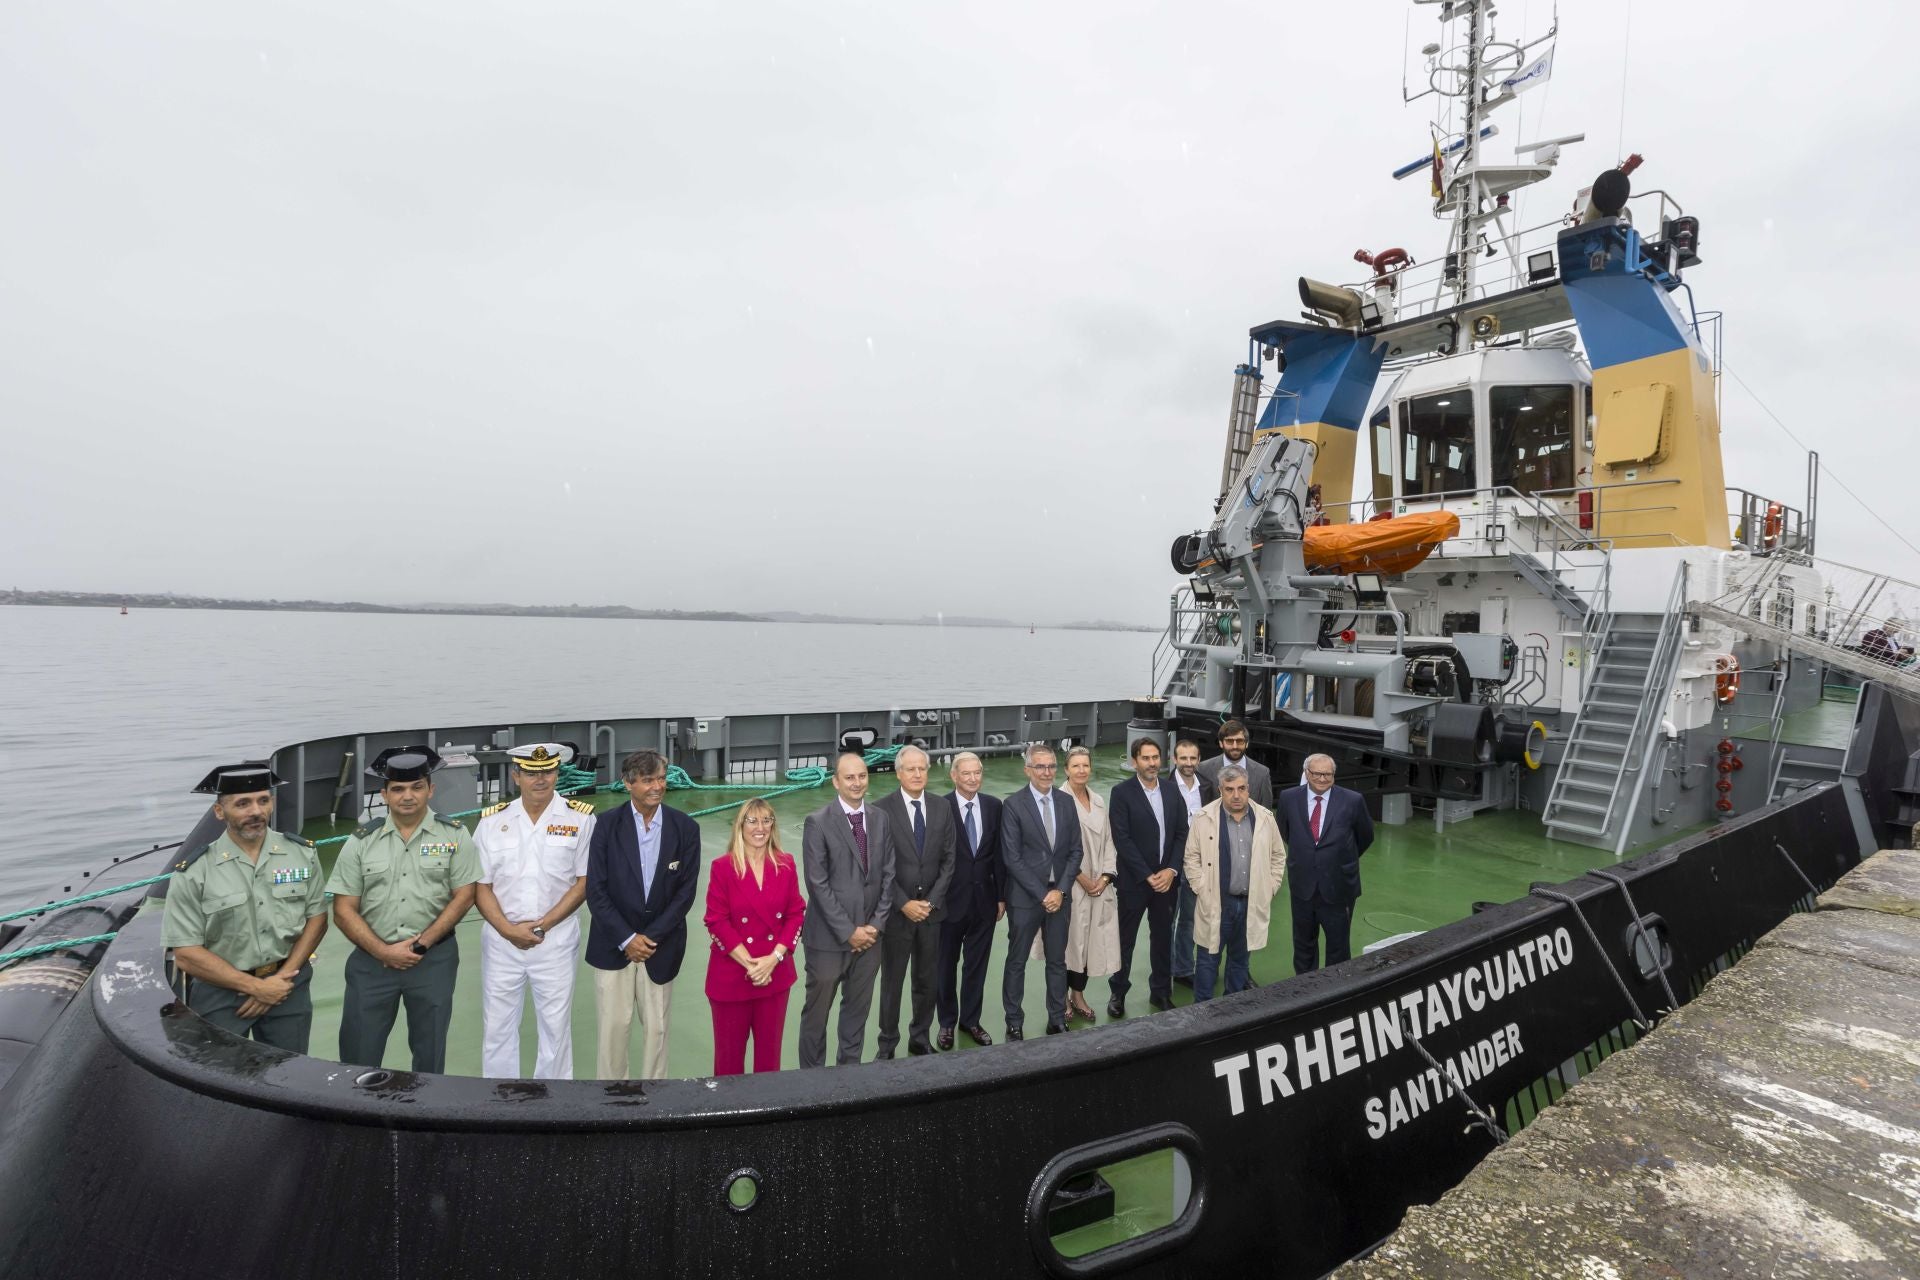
505;742;575;773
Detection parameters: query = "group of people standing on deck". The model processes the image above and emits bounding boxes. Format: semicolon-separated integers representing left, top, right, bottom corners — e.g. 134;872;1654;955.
159;720;1373;1080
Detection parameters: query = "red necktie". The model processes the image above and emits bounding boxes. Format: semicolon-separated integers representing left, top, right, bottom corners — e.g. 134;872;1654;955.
1310;794;1324;842
849;810;869;874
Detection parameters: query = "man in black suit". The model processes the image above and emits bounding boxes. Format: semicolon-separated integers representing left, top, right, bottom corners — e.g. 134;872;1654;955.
1273;753;1375;973
1106;737;1188;1017
798;752;896;1068
585;749;703;1079
1168;738;1216;989
936;751;1002;1050
1000;743;1083;1038
873;746;956;1058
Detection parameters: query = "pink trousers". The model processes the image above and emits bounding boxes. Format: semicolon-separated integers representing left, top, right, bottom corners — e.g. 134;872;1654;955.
711;988;791;1076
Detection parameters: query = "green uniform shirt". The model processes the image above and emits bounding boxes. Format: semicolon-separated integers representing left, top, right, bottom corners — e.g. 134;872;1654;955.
325;810;478;943
161;830;327;972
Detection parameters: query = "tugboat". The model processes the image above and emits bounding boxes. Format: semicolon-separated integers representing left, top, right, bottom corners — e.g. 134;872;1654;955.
1157;0;1869;856
2;4;1917;1277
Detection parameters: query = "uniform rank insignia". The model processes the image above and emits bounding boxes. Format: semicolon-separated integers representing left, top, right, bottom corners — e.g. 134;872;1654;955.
272;867;312;886
545;824;581;838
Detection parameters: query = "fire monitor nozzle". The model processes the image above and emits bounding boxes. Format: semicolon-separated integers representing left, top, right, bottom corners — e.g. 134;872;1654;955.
1299;277;1364;328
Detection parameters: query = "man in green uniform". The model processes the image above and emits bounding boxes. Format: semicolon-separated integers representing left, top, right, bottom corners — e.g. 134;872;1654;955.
327;745;479;1073
162;761;329;1052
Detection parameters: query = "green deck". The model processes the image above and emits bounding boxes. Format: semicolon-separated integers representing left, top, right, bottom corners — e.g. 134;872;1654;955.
161;749;1686;1255
259;750;1642;1081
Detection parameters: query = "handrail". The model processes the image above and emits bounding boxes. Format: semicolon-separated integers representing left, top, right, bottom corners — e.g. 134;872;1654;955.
1606;561;1691;854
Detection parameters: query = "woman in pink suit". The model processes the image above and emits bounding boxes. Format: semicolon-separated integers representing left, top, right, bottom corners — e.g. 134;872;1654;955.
703;798;806;1075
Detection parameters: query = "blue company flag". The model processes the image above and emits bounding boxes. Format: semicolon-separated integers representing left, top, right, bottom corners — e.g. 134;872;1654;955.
1501;47;1554;96
1273;672;1293;711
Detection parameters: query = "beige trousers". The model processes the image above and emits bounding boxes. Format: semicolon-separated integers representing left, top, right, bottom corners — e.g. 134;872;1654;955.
592;963;673;1079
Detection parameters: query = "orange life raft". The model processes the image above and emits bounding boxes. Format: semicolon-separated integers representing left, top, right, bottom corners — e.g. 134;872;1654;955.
1303;510;1461;575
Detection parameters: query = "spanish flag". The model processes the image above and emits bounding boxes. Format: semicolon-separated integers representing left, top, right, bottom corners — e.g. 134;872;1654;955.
1430;136;1445;200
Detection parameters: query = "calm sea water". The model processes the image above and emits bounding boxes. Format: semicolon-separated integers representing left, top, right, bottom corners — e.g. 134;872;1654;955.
0;606;1156;905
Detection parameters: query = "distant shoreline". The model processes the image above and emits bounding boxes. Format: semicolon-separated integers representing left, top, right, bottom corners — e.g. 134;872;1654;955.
1;590;1160;634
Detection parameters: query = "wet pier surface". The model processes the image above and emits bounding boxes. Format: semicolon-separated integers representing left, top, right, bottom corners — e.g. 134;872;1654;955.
1340;848;1920;1279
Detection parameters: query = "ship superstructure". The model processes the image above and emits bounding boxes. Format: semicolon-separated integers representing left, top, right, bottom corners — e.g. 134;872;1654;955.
1152;0;1909;854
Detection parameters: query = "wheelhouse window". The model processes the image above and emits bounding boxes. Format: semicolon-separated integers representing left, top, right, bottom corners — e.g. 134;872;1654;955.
1490;385;1576;496
1401;391;1476;498
1370;403;1394;514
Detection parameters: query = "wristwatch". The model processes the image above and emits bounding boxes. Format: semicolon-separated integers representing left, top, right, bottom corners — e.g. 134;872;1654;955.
531;925;547;940
409;939;429;956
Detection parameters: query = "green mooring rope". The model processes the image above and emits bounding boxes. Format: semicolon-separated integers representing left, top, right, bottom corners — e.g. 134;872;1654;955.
0;872;175;925
0;933;120;966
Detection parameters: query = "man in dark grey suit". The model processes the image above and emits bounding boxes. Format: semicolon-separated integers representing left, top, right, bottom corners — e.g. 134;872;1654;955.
1276;753;1375;973
873;745;955;1058
1198;719;1274;809
1000;742;1084;1038
798;752;896;1068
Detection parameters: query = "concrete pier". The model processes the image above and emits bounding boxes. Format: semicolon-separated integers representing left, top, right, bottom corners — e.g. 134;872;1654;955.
1339;849;1920;1279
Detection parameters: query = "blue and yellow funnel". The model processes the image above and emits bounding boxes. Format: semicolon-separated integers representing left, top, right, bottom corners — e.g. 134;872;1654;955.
1560;210;1728;549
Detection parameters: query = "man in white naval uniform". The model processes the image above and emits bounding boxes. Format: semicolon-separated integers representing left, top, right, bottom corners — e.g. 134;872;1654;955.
472;742;596;1079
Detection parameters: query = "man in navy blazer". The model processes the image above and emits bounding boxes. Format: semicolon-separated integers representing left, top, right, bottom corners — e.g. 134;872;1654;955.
1273;753;1374;973
1106;737;1188;1017
586;750;702;1079
1000;743;1083;1038
936;752;1003;1050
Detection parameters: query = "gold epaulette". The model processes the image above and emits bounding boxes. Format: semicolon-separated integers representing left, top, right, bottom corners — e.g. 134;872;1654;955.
172;842;212;873
567;797;595;815
481;801;509;817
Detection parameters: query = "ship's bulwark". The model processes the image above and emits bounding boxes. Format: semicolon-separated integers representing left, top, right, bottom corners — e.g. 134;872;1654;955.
0;787;1860;1278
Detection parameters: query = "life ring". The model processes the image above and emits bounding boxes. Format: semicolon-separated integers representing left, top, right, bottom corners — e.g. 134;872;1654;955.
1715;655;1741;704
1763;503;1783;548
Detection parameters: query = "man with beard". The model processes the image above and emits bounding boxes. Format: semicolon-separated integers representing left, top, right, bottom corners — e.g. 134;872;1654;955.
163;762;329;1051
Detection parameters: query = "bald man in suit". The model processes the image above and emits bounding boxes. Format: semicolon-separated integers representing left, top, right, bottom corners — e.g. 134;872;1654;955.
798;752;896;1067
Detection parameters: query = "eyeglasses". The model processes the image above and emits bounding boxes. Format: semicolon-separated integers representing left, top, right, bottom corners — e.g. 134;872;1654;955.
1307;771;1335;779
1026;763;1057;772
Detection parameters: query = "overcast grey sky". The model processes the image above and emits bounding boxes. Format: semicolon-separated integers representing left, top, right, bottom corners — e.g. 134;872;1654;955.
4;1;1915;624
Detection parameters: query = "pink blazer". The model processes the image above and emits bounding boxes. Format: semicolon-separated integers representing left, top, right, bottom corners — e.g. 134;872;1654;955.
703;852;806;1003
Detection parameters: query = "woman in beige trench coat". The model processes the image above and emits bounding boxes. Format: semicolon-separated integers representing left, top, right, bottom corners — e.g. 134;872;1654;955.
1062;746;1121;1021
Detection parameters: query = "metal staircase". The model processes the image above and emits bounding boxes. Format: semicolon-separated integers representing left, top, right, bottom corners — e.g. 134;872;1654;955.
1153;585;1230;700
1509;551;1592;622
1543;564;1690;852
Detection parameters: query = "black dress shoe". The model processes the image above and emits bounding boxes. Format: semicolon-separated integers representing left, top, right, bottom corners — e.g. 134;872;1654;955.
1174;974;1194;989
937;1027;955;1051
1006;1027;1023;1041
1107;998;1125;1019
875;1048;895;1060
1045;1021;1068;1035
907;1040;933;1057
962;1024;994;1047
1149;995;1174;1013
